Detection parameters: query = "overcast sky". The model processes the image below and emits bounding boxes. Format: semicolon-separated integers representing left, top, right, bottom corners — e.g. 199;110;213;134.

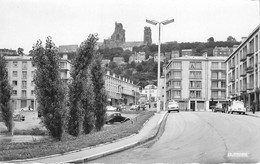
1;0;260;53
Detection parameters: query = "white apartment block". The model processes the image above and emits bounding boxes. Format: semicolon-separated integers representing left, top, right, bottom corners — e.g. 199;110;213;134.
5;54;71;110
166;55;227;111
225;25;260;111
104;71;139;106
154;53;165;62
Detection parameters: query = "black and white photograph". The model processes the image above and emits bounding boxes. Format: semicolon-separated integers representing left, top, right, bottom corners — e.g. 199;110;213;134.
1;0;260;163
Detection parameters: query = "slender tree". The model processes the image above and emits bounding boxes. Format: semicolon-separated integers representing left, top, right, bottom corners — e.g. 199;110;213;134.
31;37;66;140
0;55;13;134
91;54;108;131
68;34;98;136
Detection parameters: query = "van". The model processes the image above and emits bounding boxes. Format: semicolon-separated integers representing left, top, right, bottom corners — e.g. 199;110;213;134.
167;100;179;113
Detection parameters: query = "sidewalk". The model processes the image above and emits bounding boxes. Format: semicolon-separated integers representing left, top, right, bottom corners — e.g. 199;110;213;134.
10;111;167;163
246;111;260;118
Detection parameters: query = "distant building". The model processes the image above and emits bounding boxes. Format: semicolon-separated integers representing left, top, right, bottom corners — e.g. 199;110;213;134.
213;47;233;56
5;54;71;110
181;49;193;56
58;45;78;60
129;52;146;63
100;22;150;50
113;57;125;65
172;50;180;58
0;49;17;56
101;59;110;67
105;71;139;106
166;55;227;112
141;85;157;102
154;53;165;62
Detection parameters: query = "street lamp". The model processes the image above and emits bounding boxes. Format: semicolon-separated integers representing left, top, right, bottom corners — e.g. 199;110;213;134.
146;19;174;113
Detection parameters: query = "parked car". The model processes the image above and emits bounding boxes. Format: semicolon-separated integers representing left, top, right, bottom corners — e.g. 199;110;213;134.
227;100;246;115
105;112;130;124
130;105;139;110
213;103;225;113
106;106;117;111
167;100;179;113
20;106;33;112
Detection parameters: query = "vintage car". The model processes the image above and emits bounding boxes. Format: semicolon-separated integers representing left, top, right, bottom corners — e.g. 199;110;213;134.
105;112;130;124
227;100;246;115
106;106;117;111
167;100;179;113
213;103;225;113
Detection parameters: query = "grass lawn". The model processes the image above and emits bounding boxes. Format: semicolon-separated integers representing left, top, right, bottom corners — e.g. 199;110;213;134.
0;111;154;161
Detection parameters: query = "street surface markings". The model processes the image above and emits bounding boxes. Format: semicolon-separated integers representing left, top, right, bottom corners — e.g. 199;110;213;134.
227;152;249;158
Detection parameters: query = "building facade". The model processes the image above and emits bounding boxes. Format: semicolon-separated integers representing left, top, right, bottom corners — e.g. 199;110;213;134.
213;46;233;56
166;55;227;111
225;25;260;111
128;52;146;63
104;71;139;106
5;55;71;110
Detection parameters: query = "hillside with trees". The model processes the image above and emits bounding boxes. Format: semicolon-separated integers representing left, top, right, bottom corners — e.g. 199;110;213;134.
99;36;241;88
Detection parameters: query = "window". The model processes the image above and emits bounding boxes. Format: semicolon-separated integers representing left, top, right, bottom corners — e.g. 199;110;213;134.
60;62;66;69
190;81;201;88
212;81;218;88
220;91;226;98
190;90;201;98
190;71;202;79
12;90;17;96
13;71;18;77
12;81;18;86
31;90;34;96
211;62;218;69
173;81;181;88
173;62;181;69
221;81;226;88
22;71;27;79
211;72;218;79
22;90;27;97
211;91;218;98
190;62;202;70
173;90;181;98
22;81;27;89
13;61;18;67
173;71;181;78
22;61;27;70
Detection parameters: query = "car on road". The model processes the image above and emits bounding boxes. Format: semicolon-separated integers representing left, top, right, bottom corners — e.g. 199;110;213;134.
130;105;139;110
212;103;225;113
105;112;130;124
106;106;117;111
227;100;246;115
167;100;179;113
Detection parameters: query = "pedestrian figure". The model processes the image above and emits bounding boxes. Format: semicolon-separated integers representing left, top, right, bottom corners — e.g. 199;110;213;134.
252;102;256;114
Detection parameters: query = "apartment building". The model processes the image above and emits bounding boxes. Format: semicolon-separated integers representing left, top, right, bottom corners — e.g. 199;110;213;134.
225;25;260;111
166;55;227;111
5;54;71;110
104;71;139;106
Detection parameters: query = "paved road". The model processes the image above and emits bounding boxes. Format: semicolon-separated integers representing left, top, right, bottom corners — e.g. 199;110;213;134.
91;112;260;163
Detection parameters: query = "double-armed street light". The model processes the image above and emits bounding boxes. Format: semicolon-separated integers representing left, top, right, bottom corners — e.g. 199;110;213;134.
146;19;174;113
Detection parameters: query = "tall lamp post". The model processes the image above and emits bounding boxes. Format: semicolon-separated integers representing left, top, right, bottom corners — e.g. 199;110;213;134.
146;19;174;113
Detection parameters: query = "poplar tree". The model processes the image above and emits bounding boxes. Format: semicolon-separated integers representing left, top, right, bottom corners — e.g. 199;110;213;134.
31;37;66;140
91;54;107;131
68;34;98;136
0;55;13;134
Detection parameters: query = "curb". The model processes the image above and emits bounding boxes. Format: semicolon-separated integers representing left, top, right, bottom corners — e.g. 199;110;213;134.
246;113;260;118
67;112;168;163
6;112;167;163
